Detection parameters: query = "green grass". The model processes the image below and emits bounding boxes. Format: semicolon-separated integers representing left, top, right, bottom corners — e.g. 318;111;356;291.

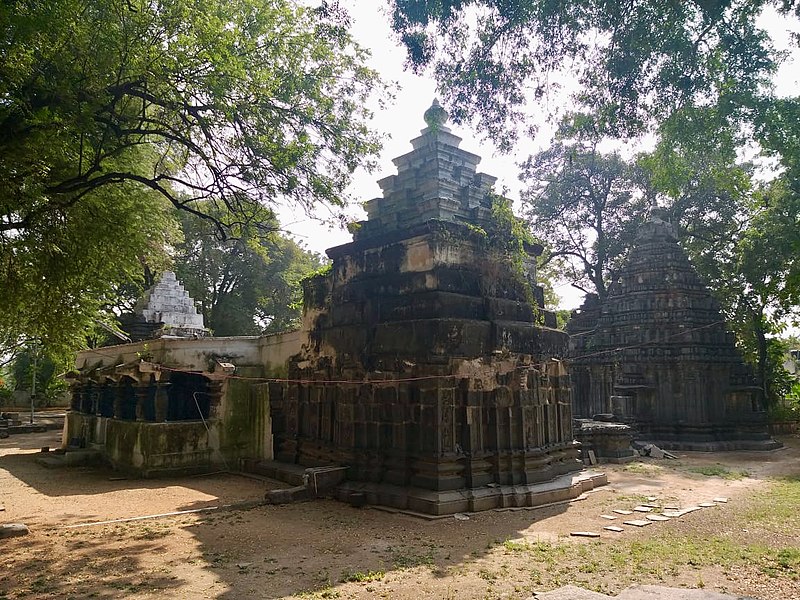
388;543;437;569
502;532;800;582
746;476;800;533
685;464;749;479
623;463;665;476
340;570;384;583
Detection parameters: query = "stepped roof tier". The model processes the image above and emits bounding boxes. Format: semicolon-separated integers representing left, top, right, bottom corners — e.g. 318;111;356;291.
566;210;779;450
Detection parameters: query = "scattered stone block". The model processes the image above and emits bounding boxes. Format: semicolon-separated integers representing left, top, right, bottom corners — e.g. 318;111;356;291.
641;503;660;508
453;513;470;521
623;519;652;527
646;496;658;502
713;497;729;503
0;523;29;539
646;514;671;522
604;525;624;532
570;531;601;538
612;509;633;515
600;514;617;520
699;502;716;508
633;506;653;512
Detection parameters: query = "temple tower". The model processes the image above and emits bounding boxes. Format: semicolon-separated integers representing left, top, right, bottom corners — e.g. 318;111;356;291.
271;102;603;515
122;271;208;340
567;210;779;450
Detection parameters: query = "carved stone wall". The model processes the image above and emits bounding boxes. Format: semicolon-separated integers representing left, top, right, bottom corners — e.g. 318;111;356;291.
272;104;600;515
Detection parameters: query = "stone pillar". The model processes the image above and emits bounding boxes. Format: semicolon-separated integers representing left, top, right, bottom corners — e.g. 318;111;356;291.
154;382;170;423
135;386;150;421
113;384;124;420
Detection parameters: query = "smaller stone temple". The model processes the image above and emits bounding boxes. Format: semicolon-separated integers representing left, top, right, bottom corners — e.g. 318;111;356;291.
64;272;302;475
120;271;209;340
567;210;780;451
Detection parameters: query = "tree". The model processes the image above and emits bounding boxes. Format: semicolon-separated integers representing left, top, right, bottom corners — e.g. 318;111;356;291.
1;0;383;353
173;204;326;336
520;134;648;300
390;0;787;149
700;179;800;404
0;180;178;355
1;0;383;229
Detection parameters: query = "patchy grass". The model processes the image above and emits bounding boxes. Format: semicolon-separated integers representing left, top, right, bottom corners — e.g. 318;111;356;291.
622;462;665;476
340;570;384;583
685;464;750;480
387;543;437;569
746;476;800;534
501;534;799;586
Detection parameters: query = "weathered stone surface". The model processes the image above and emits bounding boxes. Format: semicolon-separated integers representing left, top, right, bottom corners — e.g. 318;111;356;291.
274;102;586;514
567;211;779;451
121;271;208;340
0;523;29;538
575;419;636;463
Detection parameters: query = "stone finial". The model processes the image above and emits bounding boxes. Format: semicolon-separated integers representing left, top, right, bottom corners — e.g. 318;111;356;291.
423;98;449;130
640;206;677;240
650;207;670;223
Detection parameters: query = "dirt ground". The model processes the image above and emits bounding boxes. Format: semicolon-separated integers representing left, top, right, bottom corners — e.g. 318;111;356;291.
1;431;799;600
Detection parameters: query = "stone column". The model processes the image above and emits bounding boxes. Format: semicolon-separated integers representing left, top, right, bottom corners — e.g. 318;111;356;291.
135;386;150;421
154;382;171;423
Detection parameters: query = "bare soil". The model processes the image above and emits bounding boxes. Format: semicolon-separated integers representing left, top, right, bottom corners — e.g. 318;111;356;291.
1;431;799;600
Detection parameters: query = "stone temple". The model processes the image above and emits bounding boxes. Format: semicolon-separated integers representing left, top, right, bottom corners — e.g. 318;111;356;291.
273;101;604;514
567;210;779;451
62;102;605;514
121;271;208;340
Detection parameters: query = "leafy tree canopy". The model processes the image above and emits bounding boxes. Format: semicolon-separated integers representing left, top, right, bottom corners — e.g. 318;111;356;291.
173;203;325;337
1;0;384;229
389;0;794;149
1;0;383;355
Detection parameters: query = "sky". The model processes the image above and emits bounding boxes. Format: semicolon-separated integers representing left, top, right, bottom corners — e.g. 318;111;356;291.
278;2;800;311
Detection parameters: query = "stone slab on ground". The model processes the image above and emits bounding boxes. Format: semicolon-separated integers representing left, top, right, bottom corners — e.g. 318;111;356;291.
532;584;757;599
617;584;757;599
623;519;652;527
570;531;600;538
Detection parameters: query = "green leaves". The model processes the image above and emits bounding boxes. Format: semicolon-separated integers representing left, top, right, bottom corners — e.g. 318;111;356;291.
520;136;648;299
173;202;325;336
391;0;783;147
1;0;384;356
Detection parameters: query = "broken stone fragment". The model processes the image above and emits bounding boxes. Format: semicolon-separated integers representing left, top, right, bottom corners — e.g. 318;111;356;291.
600;514;617;520
603;525;624;532
570;531;600;538
612;509;633;515
0;523;29;538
